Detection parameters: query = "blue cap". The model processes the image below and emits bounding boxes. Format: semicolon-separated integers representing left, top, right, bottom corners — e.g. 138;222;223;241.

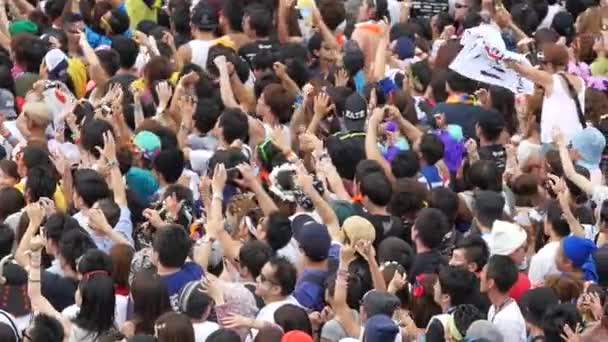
363;314;399;341
571;127;606;170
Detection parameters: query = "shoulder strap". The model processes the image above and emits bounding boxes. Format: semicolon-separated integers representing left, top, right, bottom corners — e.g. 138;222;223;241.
0;309;19;341
557;73;587;129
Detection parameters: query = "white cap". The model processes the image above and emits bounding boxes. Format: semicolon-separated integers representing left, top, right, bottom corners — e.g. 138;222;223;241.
488;220;527;256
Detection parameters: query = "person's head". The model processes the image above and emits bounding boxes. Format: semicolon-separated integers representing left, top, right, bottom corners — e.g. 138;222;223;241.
467;160;502;192
488;220;528;265
24;166;56;203
57;228;96;278
23;313;64;342
429;187;459;226
416;133;444;165
377;237;415;272
12;34;48;73
360;171;392;208
0;224;14;258
80;119;115;159
319;0;346;31
74;270;116;337
445;70;475;95
541;303;582;342
360;290;400;321
541;43;569;72
109;244;134;291
178;281;214;322
111;35;139;70
412;208;449;250
238;240;273;281
72;169;111;210
435;266;478;309
454;0;473;23
152;224;191;270
390;150;420;179
257;211;292;252
480;255;518;295
357;0;388;22
257;84;295;125
214;108;249;145
0;187;25;222
255;256;297;302
21;101;51;133
242;4;273;39
154;312;195;342
193;98;221;135
476;113;505;143
132;270;172;334
389;178;429;226
152;149;185;185
274;304;313;335
43;212;81;256
556;236;598;279
206;329;241;342
449;235;489;274
520;287;560;330
76;248;113;277
544;199;571;238
449;304;485;341
0;160;19;188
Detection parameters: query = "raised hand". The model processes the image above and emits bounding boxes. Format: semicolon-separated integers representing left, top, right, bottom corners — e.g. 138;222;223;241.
211;163;227;195
313;92;332;118
155;81;173;111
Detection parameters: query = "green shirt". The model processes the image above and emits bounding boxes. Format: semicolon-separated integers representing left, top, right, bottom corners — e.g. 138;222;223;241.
590;56;608;76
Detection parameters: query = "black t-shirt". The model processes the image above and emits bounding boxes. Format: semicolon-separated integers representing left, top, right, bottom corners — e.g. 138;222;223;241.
409;250;447;283
353;204;407;247
238;39;280;66
41;271;78;311
479;144;507;174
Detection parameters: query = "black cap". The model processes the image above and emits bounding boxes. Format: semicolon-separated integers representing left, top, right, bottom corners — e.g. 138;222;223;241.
344;93;367;132
191;0;219;31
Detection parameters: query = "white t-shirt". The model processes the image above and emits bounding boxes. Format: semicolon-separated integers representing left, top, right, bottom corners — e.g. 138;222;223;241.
193;321;220;342
528;241;560;285
488;299;526;342
247;296;300;341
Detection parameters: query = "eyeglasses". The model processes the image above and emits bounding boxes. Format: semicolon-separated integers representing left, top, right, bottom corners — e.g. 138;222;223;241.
455;3;468;9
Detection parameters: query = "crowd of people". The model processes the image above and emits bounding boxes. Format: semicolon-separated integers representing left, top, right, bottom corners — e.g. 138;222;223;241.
1;0;608;341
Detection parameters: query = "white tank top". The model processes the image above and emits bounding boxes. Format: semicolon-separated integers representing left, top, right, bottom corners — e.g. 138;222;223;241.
188;39;214;70
540;74;585;144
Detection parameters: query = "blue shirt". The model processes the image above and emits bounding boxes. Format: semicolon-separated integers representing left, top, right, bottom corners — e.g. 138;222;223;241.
420;165;444;189
293;268;328;312
161;262;204;311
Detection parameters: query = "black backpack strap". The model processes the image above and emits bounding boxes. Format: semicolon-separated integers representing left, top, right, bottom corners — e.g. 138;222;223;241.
557;73;587;129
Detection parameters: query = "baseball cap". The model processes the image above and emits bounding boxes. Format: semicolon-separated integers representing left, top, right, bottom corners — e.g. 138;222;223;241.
362;290;400;317
44;48;69;76
519;288;559;326
191;0;219;31
9;20;38;36
363;314;399;341
0;89;16;119
571;127;606;170
465;320;504;342
488;220;527;256
292;215;331;261
282;330;314;342
342;215;376;245
133;130;162;160
343;93;367;132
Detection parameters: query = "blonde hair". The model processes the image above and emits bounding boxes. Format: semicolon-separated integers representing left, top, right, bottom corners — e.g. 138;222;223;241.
22;101;51;128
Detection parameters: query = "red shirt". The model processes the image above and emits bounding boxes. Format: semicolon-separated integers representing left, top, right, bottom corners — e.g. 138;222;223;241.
509;272;531;302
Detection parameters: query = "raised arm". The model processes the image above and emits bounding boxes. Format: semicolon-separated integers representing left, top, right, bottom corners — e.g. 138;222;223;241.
335;245;361;338
215;56;240;109
235;163;279;216
79;33;110;90
366;107;395;182
553;127;594;196
506;59;553;90
295;171;342;243
15;203;45;268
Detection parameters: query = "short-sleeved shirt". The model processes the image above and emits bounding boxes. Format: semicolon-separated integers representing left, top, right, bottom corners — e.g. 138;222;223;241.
161;262;204;311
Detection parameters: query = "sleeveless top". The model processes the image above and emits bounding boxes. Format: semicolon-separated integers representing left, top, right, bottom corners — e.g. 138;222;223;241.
188;39;214;70
540;74;585;144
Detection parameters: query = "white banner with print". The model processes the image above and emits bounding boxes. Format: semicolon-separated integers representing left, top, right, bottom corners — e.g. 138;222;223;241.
449;24;534;95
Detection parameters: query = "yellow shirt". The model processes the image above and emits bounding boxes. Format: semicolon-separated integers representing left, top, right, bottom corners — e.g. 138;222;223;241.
15;180;67;211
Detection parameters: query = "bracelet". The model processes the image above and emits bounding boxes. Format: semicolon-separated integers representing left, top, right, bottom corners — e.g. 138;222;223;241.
28;278;41;283
107;159;118;169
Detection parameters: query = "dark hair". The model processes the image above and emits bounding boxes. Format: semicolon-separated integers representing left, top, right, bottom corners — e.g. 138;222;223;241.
77;248;113;275
44;213;81;245
452;304;486;337
391;150;420;178
132;270;172;335
438;266;478;306
360;171;392;206
58;229;96;272
325;273;365;310
326;132;366;180
414;208;449;249
239;240;273;279
430;69;449;102
253;327;283;342
111;36;139;69
0;322;16;342
319;0;346;30
378;237;415;272
546;199;571;238
454;235;489;272
467;160;502;192
355;159;383;184
73;169;111;208
389;178;429;226
0;225;14;258
152;149;185;183
419;134;444;165
564;165;590;205
446;70;475;94
429;187;459;225
178;281;214;319
0;187;25;222
543;42;570;67
153;224;191;268
26;167;56;203
409;273;442;327
193;98;221;134
81;119;115;159
29;313;65;342
154;312;195;342
96;49;121;78
207;329;241;342
541;303;582;342
274;304;313;335
486;255;518;293
218;108;249;144
265;212;292;252
73;273;116;338
245;5;273;37
472;190;505;228
96;198;121;228
0;159;19;181
143;56;173;85
222;0;244;31
267;256;297;296
262;84;295;125
13;35;48;73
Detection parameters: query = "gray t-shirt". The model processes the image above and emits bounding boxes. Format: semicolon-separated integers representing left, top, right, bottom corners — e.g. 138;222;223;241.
321;310;359;342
